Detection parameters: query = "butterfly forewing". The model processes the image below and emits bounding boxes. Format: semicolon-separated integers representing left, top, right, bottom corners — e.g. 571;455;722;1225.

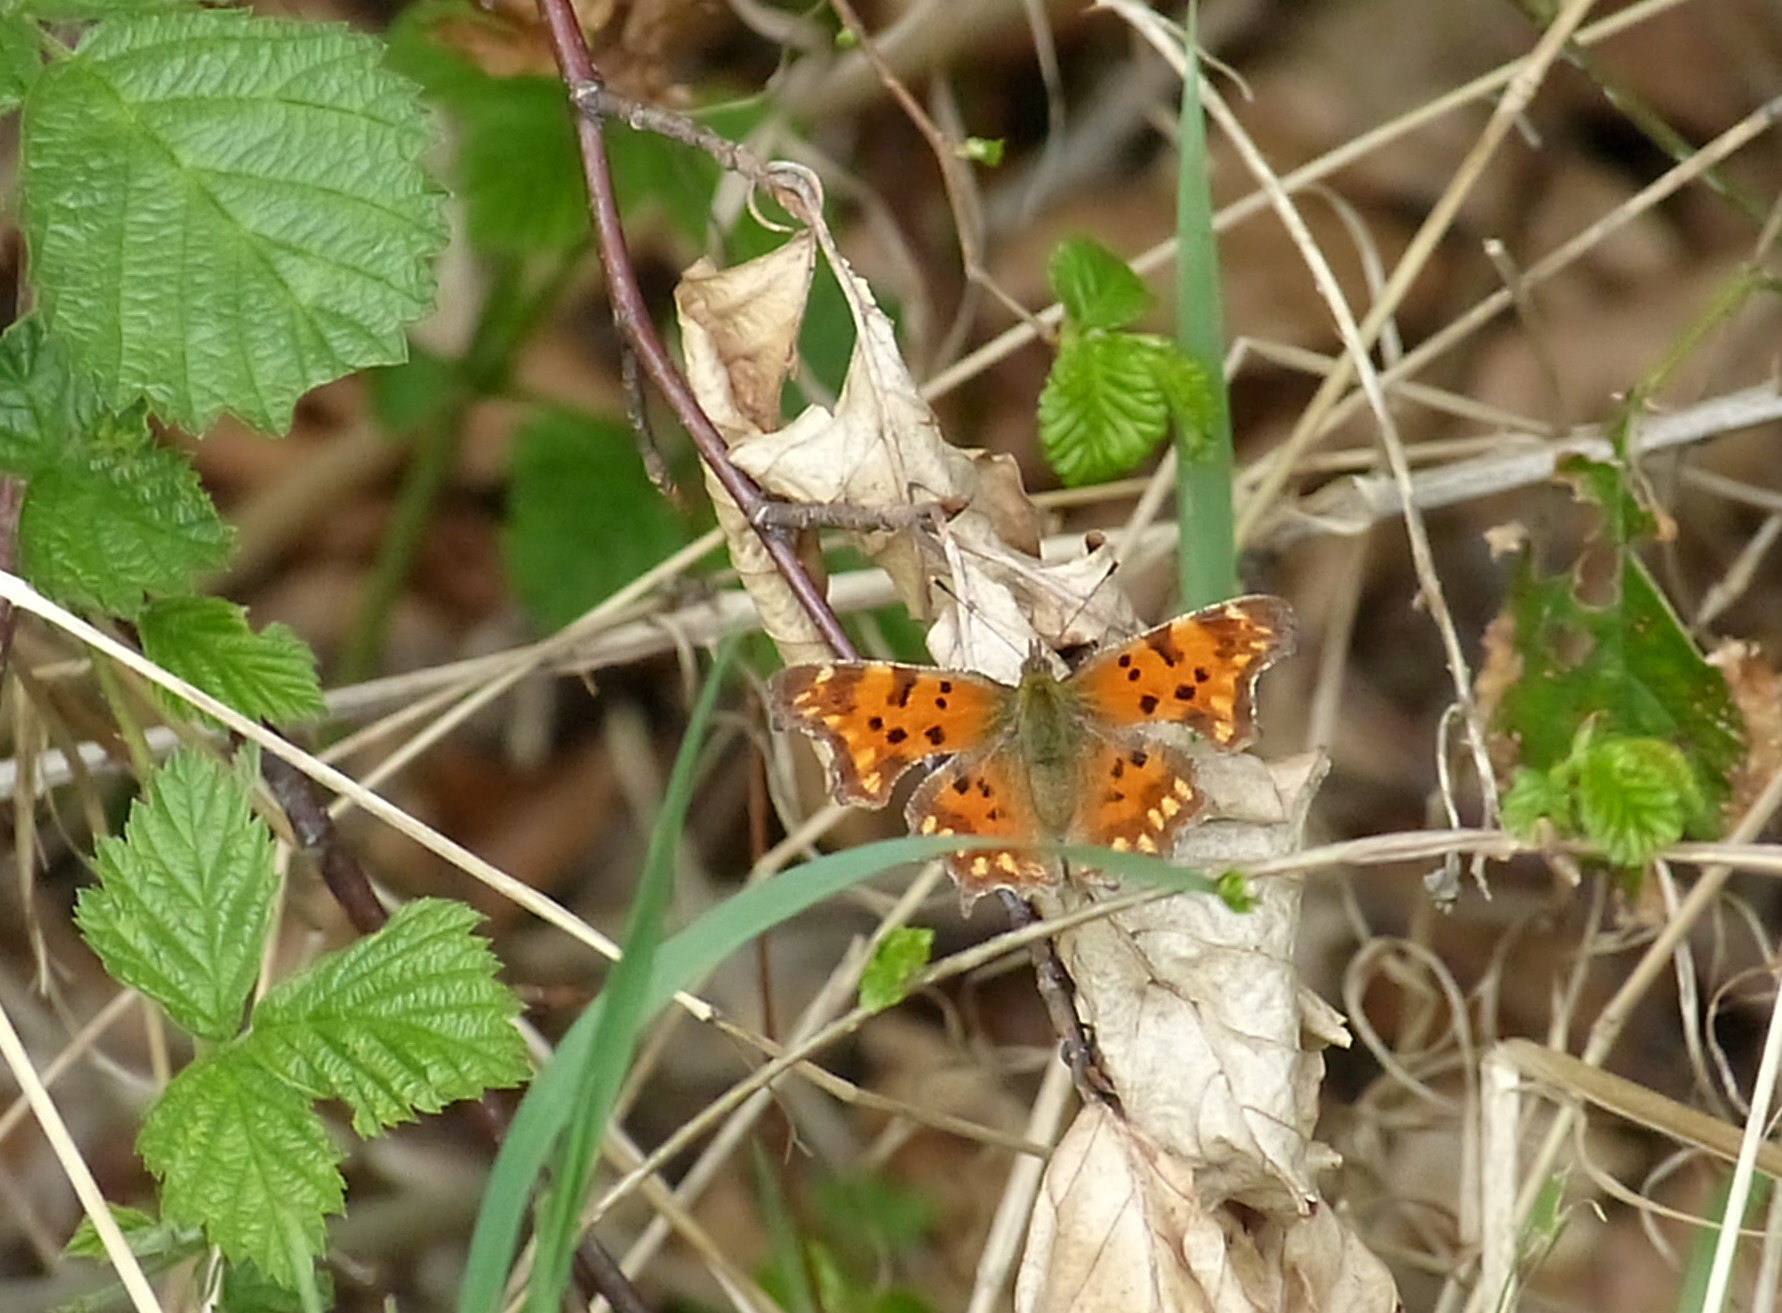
1073;595;1295;749
905;749;1054;896
768;662;1007;807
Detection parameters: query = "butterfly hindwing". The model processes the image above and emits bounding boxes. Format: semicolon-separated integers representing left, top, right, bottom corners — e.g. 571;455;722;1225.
768;662;1006;807
905;747;1054;896
1072;595;1295;748
1074;737;1205;860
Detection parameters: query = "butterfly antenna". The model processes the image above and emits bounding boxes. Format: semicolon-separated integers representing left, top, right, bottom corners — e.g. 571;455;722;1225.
1048;534;1126;658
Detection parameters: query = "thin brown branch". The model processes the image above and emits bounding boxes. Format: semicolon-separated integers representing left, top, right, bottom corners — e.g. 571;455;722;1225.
536;0;857;662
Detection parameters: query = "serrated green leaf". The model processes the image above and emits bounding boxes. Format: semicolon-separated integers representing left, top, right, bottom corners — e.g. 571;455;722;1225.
1500;765;1575;840
0;316;118;473
1493;555;1743;828
21;10;446;433
1048;236;1153;332
75;750;277;1041
19;434;233;616
1038;332;1174;487
503;406;695;630
858;927;933;1013
1154;344;1215;458
64;1204;200;1262
139;1055;343;1291
139;596;325;726
246;899;528;1136
1575;737;1699;866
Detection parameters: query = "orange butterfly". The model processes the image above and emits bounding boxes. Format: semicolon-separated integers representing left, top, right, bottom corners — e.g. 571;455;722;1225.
767;595;1295;901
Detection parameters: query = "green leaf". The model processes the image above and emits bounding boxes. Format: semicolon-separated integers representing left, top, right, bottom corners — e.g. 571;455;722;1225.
525;646;736;1313
1038;332;1174;486
139;1054;344;1291
386;3;588;257
247;899;528;1137
64;1204;200;1262
1558;452;1659;548
1500;765;1574;840
221;1259;327;1313
503;406;695;630
0;316;117;473
811;1172;936;1256
1048;236;1153;332
1493;554;1743;827
0;13;39;114
858;927;933;1013
1154;345;1215;459
20;432;234;616
139;596;325;726
21;9;446;433
75;749;277;1041
1574;736;1700;866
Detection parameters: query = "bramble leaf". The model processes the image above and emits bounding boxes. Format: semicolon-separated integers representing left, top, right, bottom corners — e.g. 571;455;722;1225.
1574;736;1700;867
75;749;277;1042
1040;332;1201;486
139;596;325;726
246;899;529;1136
1048;236;1152;333
21;435;234;616
1501;766;1574;840
139;1055;343;1291
21;9;446;433
0;316;116;471
503;406;695;630
859;927;933;1013
1493;556;1741;827
64;1205;198;1262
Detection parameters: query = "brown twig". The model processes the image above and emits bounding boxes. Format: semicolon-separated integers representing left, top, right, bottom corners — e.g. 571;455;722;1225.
537;0;857;663
997;891;1121;1110
259;747;388;935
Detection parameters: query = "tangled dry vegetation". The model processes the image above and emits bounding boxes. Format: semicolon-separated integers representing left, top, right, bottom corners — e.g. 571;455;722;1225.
6;0;1782;1310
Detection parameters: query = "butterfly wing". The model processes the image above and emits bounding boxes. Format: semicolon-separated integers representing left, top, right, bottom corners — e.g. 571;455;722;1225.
768;663;1007;807
905;747;1053;898
1072;595;1295;748
1073;738;1206;859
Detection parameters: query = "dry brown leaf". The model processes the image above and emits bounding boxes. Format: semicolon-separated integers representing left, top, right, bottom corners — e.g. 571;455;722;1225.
674;169;1142;673
1016;1103;1398;1313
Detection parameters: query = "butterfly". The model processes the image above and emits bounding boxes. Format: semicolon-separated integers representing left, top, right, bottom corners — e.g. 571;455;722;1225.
767;595;1295;902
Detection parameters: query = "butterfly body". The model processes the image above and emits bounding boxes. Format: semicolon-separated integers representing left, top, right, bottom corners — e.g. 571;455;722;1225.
1008;657;1100;838
769;595;1294;901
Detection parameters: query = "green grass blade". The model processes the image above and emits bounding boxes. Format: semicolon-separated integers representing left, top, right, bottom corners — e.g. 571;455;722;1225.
1173;3;1238;606
522;642;737;1312
458;826;972;1312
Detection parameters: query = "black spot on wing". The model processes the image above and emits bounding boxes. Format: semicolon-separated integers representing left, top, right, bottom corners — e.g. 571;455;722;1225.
886;727;908;745
925;725;947;746
888;669;918;708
